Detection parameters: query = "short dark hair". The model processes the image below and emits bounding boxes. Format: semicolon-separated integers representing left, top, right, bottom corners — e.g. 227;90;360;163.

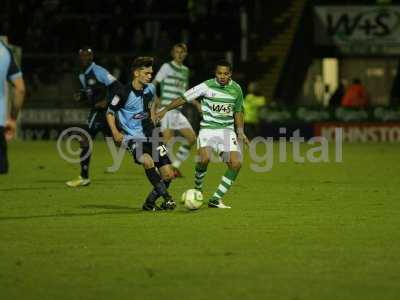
131;56;154;72
172;43;188;52
215;60;232;71
79;46;93;54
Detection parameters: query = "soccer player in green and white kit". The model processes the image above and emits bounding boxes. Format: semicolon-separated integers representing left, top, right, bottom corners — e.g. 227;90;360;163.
156;60;249;208
152;43;200;177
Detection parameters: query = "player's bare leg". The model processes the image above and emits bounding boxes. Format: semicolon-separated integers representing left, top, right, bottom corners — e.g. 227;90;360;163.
162;128;174;145
170;127;196;177
161;128;184;177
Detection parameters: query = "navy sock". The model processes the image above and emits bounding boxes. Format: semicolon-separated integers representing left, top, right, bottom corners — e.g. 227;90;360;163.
145;167;162;186
145;167;171;200
80;146;91;179
145;180;171;204
0;128;8;174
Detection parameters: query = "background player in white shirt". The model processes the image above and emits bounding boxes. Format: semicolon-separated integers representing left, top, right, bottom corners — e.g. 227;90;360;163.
153;43;200;177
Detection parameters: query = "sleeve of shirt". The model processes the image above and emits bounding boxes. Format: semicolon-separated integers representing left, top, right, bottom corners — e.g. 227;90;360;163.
7;49;23;82
147;83;156;100
108;80;124;101
234;86;244;113
154;64;169;83
107;86;127;114
78;74;86;88
93;65;116;86
182;82;208;102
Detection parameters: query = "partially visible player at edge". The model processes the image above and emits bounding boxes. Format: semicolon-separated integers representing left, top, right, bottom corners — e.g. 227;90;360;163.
152;43;200;177
0;37;25;174
106;56;176;211
156;60;249;208
66;46;120;187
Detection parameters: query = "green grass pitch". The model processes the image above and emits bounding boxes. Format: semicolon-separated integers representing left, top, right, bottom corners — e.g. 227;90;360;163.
1;141;400;299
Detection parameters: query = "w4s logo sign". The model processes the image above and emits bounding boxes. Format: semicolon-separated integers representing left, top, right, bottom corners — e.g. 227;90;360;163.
325;8;400;39
212;104;232;114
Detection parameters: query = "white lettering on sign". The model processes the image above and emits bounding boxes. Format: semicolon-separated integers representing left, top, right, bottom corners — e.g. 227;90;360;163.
318;124;400;142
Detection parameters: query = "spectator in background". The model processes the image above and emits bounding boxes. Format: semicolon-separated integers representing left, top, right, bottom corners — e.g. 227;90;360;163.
130;27;146;54
100;32;111;52
156;30;173;60
390;58;400;106
341;78;369;108
313;75;325;104
110;55;128;82
190;49;209;83
24;27;43;53
113;26;126;52
243;81;266;138
212;33;224;51
193;32;207;52
329;79;348;107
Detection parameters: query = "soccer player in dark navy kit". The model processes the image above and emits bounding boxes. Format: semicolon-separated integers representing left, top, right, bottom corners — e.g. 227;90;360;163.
0;37;25;174
66;46;120;187
106;57;176;211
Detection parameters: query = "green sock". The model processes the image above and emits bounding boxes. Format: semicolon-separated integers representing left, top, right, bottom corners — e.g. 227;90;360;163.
211;168;239;202
194;163;208;191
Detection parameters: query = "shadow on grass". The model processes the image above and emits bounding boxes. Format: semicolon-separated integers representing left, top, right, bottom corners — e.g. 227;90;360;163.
34;178;135;184
0;187;66;192
80;204;136;210
0;207;144;221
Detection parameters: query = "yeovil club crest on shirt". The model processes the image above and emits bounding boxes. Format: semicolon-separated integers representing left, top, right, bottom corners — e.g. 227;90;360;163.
206;89;235;100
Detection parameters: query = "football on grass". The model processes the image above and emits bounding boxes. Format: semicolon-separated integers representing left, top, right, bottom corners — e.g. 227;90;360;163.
182;189;203;210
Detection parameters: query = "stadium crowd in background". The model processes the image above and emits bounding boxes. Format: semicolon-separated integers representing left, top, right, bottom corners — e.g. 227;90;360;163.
1;0;241;54
0;0;244;108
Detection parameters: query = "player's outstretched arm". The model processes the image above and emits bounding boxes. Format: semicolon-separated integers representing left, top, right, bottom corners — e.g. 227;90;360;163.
191;99;202;115
150;96;161;125
155;97;186;122
155;82;207;121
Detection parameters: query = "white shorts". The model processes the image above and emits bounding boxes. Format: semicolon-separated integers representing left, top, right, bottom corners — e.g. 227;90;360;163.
160;109;193;131
197;128;241;154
